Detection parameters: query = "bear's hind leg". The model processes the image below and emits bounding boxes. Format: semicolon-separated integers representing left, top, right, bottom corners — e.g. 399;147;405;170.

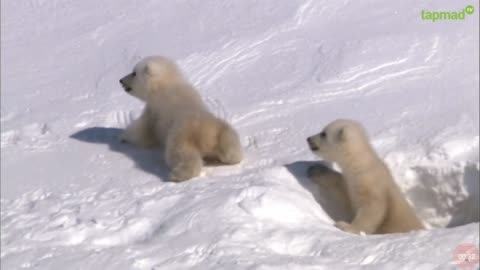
215;126;243;165
165;142;203;182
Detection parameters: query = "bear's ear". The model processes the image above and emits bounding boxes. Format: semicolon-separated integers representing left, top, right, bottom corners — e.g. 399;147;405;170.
143;62;157;76
336;128;345;142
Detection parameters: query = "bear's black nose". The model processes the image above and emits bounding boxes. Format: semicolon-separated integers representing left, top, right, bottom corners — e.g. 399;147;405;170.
307;137;318;151
119;79;124;84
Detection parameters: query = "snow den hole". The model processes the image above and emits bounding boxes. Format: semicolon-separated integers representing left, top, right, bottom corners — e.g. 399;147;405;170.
401;163;479;228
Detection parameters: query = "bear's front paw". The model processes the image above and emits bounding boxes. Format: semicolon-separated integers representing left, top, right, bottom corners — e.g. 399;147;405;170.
119;132;130;144
335;221;361;234
307;164;331;178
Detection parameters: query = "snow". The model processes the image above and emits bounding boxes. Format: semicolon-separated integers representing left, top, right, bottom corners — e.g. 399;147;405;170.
1;0;479;269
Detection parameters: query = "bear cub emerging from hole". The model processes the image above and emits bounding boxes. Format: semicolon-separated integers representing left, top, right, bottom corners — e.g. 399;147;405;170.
119;56;243;182
307;119;424;234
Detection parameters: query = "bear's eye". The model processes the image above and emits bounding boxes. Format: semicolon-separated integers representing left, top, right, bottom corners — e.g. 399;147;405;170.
132;72;136;77
320;131;327;139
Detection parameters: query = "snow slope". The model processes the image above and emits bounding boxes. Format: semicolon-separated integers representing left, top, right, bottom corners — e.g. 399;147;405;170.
1;0;479;269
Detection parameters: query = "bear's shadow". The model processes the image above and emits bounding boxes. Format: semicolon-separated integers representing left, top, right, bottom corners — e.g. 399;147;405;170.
70;127;170;180
284;161;353;223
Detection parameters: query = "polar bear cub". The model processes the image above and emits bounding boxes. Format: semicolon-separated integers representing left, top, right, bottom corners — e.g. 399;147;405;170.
307;119;424;234
119;56;243;182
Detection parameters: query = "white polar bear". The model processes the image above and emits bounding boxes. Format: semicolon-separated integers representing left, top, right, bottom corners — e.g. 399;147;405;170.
119;56;243;182
306;119;424;234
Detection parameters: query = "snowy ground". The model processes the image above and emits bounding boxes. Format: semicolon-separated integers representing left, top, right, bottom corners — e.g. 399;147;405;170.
1;0;479;269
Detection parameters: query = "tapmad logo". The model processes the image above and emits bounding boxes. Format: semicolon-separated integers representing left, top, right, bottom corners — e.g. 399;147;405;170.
421;5;475;22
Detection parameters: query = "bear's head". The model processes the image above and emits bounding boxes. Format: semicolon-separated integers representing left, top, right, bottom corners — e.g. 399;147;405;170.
119;56;184;101
307;119;373;166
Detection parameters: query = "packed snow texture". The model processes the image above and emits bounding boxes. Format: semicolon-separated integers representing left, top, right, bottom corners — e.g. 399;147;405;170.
1;0;479;269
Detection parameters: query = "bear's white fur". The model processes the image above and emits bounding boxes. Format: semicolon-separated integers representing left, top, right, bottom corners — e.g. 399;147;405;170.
119;56;243;182
307;119;424;234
